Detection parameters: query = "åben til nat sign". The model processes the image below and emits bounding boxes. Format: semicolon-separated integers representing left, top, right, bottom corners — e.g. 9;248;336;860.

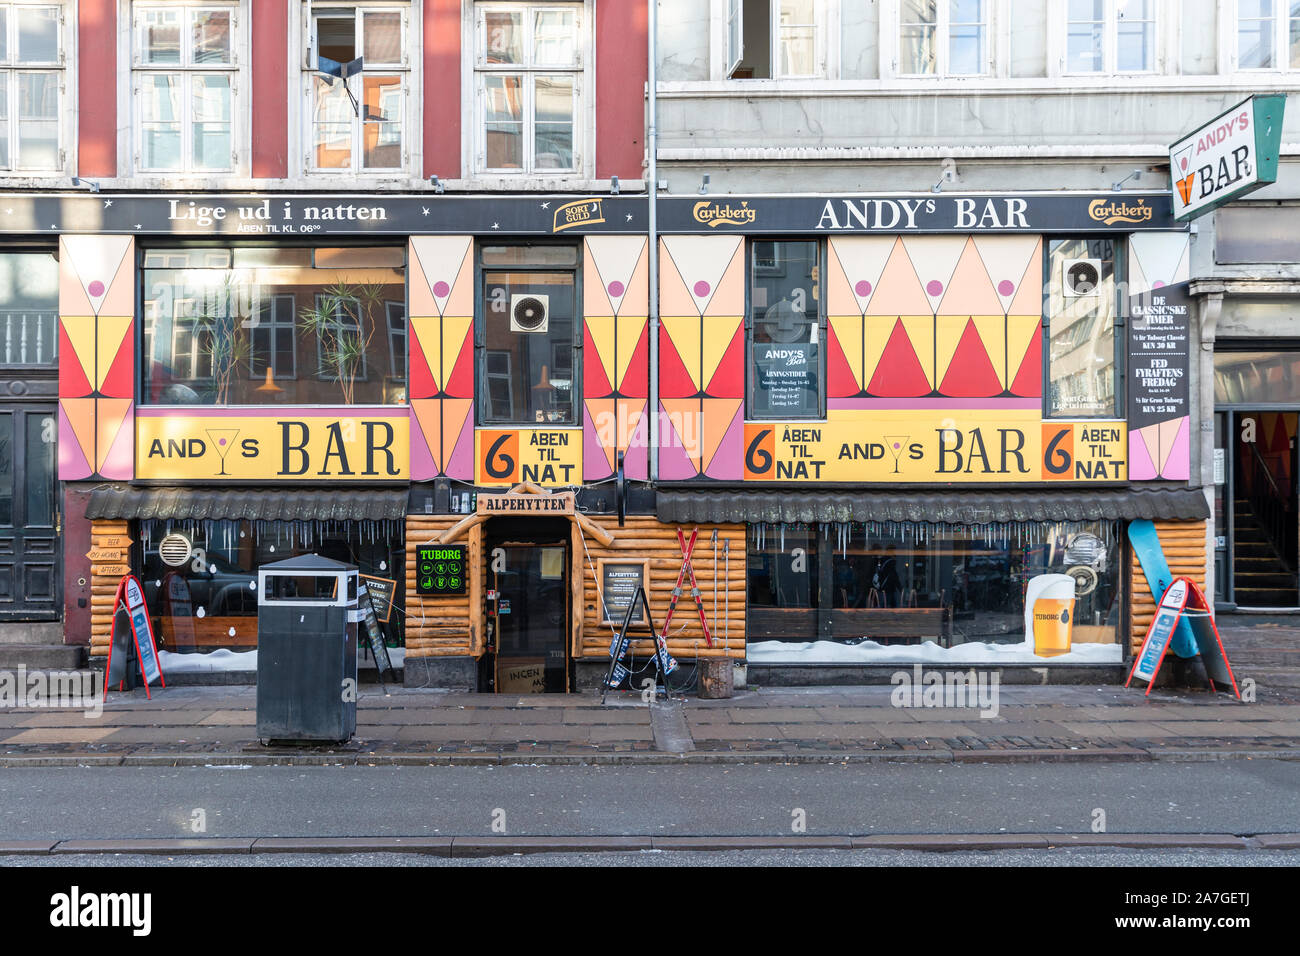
1169;94;1287;221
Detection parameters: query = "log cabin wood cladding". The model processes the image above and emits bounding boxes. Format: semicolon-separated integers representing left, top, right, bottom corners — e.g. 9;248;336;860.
88;520;131;657
1128;519;1209;656
405;514;747;662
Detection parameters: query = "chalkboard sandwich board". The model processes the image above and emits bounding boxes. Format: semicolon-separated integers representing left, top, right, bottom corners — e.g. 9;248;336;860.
598;559;649;626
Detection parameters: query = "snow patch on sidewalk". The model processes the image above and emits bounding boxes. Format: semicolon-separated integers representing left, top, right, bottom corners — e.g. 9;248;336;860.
747;639;1123;665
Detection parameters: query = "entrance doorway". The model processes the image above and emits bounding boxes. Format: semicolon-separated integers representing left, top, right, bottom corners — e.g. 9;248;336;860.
0;405;59;621
1225;411;1299;607
486;518;570;693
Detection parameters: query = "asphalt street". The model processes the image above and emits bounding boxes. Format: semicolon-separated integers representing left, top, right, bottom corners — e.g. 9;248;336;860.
1;760;1297;840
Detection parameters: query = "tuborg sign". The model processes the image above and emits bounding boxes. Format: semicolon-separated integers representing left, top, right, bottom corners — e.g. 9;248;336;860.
1169;94;1286;221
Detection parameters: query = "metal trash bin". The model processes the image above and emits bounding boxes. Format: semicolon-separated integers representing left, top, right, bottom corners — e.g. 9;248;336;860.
256;555;358;744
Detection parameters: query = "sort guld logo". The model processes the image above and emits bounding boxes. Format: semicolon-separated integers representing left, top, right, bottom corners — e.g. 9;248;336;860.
553;198;605;232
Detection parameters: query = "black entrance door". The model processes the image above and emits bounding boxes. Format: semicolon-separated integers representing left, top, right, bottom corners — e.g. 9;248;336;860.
1232;411;1300;607
0;405;59;620
488;519;570;693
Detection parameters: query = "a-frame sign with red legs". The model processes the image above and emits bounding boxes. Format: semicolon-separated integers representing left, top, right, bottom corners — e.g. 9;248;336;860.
1127;575;1240;699
103;575;166;700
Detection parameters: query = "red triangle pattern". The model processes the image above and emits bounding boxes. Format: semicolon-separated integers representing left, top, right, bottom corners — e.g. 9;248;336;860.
442;327;474;397
867;319;931;397
658;324;697;398
703;323;744;398
1009;323;1042;397
827;322;858;397
618;323;649;398
58;322;93;397
939;319;1002;397
408;324;438;399
584;324;613;398
98;321;135;399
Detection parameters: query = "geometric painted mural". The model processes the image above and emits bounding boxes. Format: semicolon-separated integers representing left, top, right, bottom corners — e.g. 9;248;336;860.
1127;232;1191;481
657;235;745;481
408;235;475;481
58;235;135;480
583;235;650;481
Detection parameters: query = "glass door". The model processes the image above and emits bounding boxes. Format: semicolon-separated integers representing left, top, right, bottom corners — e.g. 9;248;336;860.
491;542;569;693
1231;411;1300;607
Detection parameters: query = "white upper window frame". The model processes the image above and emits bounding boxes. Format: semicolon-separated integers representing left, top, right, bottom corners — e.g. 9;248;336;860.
0;1;70;176
723;0;829;79
301;0;416;176
468;0;589;179
1058;0;1158;76
895;0;993;78
1232;0;1300;71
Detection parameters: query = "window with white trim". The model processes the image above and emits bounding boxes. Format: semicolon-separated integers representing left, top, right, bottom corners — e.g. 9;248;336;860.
1236;0;1300;70
132;1;238;173
474;1;582;173
0;2;63;172
898;0;989;76
1064;0;1155;74
304;3;410;173
726;0;825;79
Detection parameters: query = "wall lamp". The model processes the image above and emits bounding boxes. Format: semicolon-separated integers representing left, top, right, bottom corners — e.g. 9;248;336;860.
429;174;445;194
1111;169;1142;191
698;173;710;195
71;177;100;193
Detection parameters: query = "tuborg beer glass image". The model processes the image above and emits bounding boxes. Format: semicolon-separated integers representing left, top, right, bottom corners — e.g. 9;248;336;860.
1031;576;1078;658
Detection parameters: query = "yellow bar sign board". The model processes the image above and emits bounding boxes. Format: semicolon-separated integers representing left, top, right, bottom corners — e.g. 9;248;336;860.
136;410;410;481
475;428;583;487
742;410;1126;483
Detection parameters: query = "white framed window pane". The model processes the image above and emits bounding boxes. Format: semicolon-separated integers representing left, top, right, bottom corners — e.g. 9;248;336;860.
0;74;8;167
533;9;577;66
139;8;182;64
0;9;7;62
778;26;815;75
949;0;984;74
901;0;938;26
362;74;402;168
1290;1;1300;67
1066;0;1104;72
17;72;58;168
16;6;59;63
313;77;352;168
192;73;231;169
193;9;233;65
314;14;356;68
484;10;523;65
484;74;523;169
1238;0;1275;68
143;126;182;169
363;10;402;65
140;73;181;169
1116;0;1153;71
900;25;936;73
534;74;573;169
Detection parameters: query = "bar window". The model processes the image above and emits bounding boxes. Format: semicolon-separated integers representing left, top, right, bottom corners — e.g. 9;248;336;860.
0;250;57;366
1046;238;1117;418
0;2;63;172
747;240;822;420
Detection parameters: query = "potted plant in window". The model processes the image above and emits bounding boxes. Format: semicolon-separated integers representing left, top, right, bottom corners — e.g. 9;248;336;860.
197;306;250;406
297;281;384;405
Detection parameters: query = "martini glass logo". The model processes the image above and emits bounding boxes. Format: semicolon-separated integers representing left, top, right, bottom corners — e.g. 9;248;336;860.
205;428;241;476
884;435;908;474
1172;143;1196;206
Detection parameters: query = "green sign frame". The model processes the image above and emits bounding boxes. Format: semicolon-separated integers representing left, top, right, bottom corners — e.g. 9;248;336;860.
1169;94;1287;222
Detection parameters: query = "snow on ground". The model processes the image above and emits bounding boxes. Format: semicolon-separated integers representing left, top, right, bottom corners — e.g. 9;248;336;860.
157;648;406;674
746;639;1123;664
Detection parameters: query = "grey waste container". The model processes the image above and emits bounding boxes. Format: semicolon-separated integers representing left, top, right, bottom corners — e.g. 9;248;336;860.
256;554;358;744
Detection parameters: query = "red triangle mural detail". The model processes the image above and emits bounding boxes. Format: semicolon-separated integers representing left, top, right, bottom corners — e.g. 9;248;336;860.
442;327;474;397
583;325;613;398
827;323;858;397
939;318;1002;397
867;319;930;397
58;322;93;397
618;323;649;398
1009;323;1042;397
408;324;438;399
703;323;744;398
98;321;135;398
658;324;697;398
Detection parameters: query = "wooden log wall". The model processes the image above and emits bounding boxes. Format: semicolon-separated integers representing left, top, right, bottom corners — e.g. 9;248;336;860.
88;520;131;657
1128;519;1209;655
578;517;746;662
405;515;478;658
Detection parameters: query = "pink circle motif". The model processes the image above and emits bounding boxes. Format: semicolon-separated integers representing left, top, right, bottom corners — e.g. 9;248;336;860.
218;438;227;446
892;442;901;450
854;280;872;296
997;280;1015;297
1152;280;1165;289
925;280;944;297
1180;158;1188;171
693;280;711;297
432;281;450;298
87;280;105;297
608;280;625;297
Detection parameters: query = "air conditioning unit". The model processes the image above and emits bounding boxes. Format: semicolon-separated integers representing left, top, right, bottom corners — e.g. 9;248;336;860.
510;294;549;333
1062;259;1103;297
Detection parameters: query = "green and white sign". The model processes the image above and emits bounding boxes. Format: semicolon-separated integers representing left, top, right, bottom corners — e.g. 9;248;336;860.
1170;94;1286;221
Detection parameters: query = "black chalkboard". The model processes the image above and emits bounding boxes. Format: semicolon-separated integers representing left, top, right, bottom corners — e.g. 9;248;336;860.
360;574;397;622
600;561;647;625
358;582;394;684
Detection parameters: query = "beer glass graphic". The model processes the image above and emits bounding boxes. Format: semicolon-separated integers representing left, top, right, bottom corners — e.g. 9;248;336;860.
206;428;241;476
